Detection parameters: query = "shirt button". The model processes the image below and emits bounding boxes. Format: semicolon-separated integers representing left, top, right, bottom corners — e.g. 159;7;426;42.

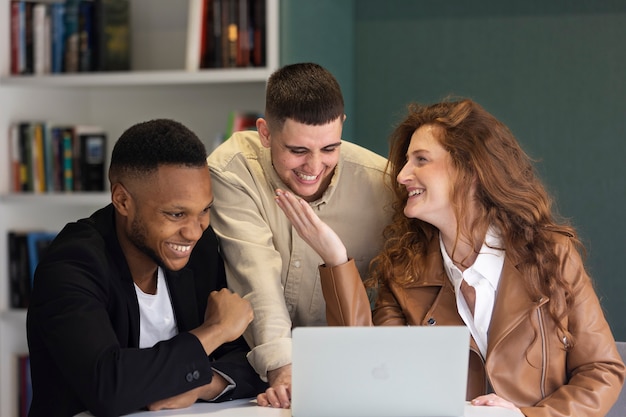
427;317;436;325
193;370;200;380
293;260;301;268
185;372;193;382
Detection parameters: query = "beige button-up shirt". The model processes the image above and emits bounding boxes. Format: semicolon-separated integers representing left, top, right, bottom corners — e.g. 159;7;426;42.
208;131;393;378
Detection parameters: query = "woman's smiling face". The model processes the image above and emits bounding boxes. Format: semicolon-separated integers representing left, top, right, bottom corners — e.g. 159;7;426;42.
396;124;458;231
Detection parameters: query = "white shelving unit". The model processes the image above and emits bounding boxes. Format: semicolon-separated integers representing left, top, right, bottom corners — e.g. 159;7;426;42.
0;0;279;415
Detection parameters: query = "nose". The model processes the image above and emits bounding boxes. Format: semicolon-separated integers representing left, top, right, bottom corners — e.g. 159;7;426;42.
305;152;323;172
396;161;412;185
181;217;206;241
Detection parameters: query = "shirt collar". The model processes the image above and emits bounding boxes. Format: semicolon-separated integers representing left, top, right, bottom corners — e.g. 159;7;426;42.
440;227;505;289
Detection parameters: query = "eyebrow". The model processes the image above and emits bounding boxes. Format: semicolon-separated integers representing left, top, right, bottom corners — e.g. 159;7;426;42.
285;142;342;152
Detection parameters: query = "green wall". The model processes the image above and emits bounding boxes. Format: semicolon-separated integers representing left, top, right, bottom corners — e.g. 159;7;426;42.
280;0;356;140
282;0;626;340
353;0;626;340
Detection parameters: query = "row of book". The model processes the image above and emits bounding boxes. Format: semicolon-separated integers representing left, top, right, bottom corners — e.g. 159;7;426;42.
8;230;58;309
9;121;107;193
186;0;267;71
10;0;130;75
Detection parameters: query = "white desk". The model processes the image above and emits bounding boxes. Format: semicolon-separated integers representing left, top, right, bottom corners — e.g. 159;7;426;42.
77;398;524;417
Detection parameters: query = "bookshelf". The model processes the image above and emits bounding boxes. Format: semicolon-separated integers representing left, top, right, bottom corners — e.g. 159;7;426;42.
0;0;279;415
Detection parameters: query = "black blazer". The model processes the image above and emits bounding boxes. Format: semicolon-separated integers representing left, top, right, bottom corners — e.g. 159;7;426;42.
26;205;266;417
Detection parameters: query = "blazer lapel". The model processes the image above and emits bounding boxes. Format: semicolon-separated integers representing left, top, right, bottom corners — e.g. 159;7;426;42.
487;257;547;355
166;268;201;333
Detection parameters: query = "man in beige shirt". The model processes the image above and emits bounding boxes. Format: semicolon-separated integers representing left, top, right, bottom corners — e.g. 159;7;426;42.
207;63;393;408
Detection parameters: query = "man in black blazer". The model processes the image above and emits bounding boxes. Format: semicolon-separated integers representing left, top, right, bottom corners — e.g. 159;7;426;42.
26;119;266;417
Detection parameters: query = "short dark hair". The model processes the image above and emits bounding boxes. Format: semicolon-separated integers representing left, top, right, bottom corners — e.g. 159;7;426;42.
265;62;344;131
109;119;207;183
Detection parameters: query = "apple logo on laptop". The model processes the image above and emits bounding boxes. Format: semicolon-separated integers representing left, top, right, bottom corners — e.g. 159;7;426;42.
371;363;389;380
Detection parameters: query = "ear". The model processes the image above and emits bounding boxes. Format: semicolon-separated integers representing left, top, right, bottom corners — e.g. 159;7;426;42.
111;182;132;216
257;118;271;148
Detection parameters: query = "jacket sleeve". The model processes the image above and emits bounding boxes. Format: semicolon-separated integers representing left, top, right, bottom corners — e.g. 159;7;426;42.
520;238;626;417
209;339;268;401
319;259;373;326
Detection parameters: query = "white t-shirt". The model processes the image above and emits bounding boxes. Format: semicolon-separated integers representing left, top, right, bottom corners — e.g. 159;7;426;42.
134;267;178;349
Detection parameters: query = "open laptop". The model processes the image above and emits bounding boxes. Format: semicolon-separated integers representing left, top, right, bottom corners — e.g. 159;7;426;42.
291;326;470;417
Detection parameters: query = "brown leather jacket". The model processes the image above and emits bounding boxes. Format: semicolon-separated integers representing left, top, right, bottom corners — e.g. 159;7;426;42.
319;233;625;417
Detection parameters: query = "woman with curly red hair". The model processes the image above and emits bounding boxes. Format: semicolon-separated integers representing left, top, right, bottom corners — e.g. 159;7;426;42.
274;99;625;416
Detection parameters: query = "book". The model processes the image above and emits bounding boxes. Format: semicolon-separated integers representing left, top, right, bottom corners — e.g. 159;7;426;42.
252;0;266;67
200;0;214;68
64;0;81;73
236;0;250;67
185;0;205;71
50;2;66;73
8;230;58;309
18;122;33;192
10;1;23;74
24;1;34;74
30;122;46;193
33;3;50;75
78;0;96;72
73;126;107;191
222;0;238;67
43;123;56;192
17;354;32;417
8;231;30;308
10;124;21;192
26;231;58;288
48;125;67;191
210;0;223;68
94;0;130;71
62;126;75;191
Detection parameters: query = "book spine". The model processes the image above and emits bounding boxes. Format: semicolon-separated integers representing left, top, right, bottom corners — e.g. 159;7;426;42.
79;131;107;191
10;2;21;74
8;231;30;309
31;123;46;193
236;0;249;67
62;128;74;191
94;0;130;71
51;3;66;73
10;124;21;192
64;0;80;73
50;127;64;191
78;0;95;72
44;124;55;192
224;0;238;68
212;0;223;68
18;123;32;192
252;0;265;67
185;0;204;71
23;2;34;74
33;3;47;75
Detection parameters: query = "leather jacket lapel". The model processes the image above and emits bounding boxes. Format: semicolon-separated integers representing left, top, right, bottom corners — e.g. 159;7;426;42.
487;258;548;356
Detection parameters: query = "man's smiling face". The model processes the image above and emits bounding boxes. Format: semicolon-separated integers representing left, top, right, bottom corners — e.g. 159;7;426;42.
262;117;343;202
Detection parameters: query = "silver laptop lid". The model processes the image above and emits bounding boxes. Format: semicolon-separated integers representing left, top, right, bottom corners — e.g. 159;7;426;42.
292;326;470;417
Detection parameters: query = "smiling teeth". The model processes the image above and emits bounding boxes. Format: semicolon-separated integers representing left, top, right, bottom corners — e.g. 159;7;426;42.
296;172;317;181
408;189;424;197
169;243;191;252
